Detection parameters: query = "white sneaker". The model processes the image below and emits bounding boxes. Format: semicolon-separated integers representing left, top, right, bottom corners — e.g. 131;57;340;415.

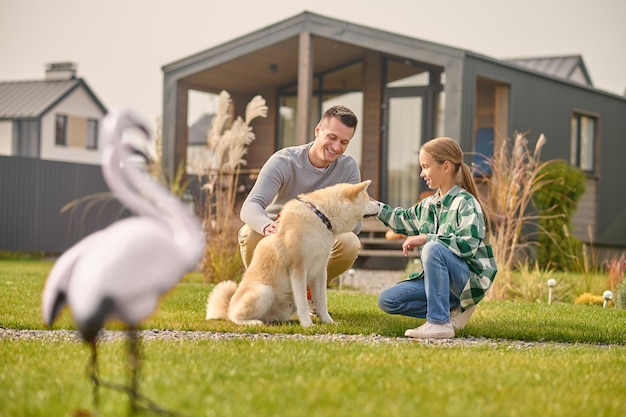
450;306;475;330
404;322;455;339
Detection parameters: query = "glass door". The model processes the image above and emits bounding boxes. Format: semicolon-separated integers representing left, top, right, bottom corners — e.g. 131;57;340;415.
382;88;426;207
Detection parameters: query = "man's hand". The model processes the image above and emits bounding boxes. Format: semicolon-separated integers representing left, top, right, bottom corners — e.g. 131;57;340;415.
263;220;279;236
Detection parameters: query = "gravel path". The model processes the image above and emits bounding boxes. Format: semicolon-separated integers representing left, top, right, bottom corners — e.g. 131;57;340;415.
0;328;584;349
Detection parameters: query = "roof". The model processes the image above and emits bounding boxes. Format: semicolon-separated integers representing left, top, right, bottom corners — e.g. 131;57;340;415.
0;78;107;120
504;55;593;86
161;11;467;93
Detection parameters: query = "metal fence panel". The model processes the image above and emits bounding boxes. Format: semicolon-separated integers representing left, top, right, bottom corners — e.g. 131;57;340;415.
0;156;127;254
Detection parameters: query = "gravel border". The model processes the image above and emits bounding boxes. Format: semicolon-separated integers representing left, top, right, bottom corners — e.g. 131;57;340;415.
0;328;526;347
2;328;619;350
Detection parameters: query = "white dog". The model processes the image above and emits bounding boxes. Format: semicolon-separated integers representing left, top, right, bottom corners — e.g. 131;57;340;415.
206;180;373;327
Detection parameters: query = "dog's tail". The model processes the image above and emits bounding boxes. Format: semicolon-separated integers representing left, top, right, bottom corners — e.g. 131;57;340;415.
206;280;238;320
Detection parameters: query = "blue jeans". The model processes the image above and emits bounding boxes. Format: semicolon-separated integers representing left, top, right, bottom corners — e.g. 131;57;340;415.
378;241;470;324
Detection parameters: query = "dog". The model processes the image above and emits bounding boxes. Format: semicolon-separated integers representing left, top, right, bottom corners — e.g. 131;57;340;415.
206;180;373;327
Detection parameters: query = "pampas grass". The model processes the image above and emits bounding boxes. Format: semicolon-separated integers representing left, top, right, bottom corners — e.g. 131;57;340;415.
480;132;556;273
192;91;268;282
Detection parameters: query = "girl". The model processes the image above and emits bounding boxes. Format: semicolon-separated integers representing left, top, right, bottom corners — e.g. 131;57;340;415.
367;137;497;339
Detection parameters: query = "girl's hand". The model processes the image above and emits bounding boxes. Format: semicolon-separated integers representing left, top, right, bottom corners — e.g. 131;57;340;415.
402;235;426;256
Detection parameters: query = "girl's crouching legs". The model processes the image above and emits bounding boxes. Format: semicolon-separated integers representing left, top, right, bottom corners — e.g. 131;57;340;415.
377;279;427;318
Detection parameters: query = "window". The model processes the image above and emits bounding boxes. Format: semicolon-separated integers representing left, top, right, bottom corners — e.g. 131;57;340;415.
55;113;99;150
55;115;67;145
87;119;98;149
14;120;40;157
277;61;363;153
570;113;596;172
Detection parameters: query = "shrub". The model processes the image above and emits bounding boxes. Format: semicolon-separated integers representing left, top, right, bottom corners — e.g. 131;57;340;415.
574;293;604;306
202;218;245;283
488;261;574;303
533;160;586;271
606;252;626;309
605;252;626;291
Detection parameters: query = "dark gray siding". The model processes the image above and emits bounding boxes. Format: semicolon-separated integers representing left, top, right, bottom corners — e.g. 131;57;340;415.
461;56;626;248
0;156;128;254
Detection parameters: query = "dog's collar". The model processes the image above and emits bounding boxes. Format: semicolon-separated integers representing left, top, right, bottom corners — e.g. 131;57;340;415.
296;197;332;231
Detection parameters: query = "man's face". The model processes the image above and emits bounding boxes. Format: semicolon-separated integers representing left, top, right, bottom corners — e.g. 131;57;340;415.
310;117;355;168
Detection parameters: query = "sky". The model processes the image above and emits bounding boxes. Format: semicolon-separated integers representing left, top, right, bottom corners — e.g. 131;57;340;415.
1;0;625;130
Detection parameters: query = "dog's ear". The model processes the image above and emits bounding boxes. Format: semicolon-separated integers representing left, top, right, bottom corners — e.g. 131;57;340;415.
346;180;371;200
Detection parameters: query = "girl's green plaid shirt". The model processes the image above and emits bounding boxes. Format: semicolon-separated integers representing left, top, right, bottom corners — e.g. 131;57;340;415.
374;185;498;310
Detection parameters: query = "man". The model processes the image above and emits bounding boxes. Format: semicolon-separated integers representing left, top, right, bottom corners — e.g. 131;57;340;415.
239;105;362;281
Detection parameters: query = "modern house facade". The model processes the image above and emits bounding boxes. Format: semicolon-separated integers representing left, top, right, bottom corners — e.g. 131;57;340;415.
161;11;626;257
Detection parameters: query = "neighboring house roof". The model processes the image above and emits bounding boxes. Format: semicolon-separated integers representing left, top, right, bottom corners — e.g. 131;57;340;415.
188;113;214;146
504;55;593;86
0;78;107;120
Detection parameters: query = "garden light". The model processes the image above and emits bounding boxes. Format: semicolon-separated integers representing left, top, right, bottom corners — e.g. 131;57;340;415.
603;290;613;308
347;268;356;289
340;268;356;291
547;279;557;304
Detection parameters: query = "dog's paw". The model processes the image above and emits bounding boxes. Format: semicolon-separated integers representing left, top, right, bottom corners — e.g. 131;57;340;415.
316;312;334;324
298;316;314;327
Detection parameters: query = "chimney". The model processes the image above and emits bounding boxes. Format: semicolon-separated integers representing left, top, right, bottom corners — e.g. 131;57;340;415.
45;62;77;80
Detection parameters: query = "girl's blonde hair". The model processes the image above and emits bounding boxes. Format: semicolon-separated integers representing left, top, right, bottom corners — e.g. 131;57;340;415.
421;137;490;237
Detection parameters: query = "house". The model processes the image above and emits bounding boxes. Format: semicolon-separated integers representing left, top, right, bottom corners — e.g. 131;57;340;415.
0;62;107;164
160;11;626;259
0;63;122;254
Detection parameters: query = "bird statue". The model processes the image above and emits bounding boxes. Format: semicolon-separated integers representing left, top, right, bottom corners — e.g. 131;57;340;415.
41;108;205;416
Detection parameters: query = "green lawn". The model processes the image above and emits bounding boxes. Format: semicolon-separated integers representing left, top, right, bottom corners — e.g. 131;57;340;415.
1;260;625;417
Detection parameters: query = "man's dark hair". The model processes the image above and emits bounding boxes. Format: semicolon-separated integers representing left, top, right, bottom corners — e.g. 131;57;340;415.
322;105;358;129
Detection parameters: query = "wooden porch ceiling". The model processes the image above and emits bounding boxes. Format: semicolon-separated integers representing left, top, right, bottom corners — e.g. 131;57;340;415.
180;35;369;94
